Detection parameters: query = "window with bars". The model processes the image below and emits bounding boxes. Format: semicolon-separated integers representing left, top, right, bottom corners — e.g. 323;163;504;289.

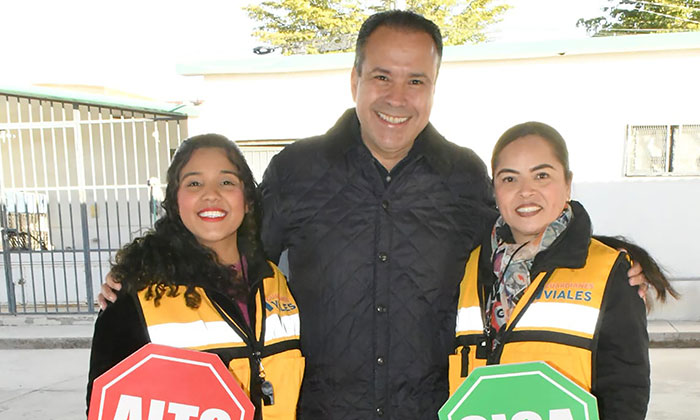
237;139;294;183
625;124;700;176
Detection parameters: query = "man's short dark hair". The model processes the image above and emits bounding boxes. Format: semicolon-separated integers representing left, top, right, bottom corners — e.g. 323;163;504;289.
354;10;443;75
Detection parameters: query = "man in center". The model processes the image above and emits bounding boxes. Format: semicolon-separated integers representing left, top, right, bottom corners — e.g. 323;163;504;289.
260;10;497;419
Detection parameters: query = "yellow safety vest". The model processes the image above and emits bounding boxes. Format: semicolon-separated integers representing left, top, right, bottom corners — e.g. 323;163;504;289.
449;239;621;395
138;262;304;420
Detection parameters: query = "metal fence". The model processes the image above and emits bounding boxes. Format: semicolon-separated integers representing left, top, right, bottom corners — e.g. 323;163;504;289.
0;91;188;314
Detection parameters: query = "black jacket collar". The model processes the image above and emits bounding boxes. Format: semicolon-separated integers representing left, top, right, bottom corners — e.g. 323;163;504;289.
324;108;455;176
478;200;593;289
532;200;592;273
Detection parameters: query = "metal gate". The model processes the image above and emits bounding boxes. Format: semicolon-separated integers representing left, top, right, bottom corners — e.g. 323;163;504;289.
0;89;188;314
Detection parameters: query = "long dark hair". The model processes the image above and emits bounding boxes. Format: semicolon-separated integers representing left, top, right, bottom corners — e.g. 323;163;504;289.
594;235;680;311
110;134;266;307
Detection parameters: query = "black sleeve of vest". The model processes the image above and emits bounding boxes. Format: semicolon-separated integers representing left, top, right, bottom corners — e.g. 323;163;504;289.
593;256;650;420
86;294;149;415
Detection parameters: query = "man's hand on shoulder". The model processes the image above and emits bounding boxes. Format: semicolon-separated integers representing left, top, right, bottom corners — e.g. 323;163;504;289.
97;272;122;310
626;258;649;302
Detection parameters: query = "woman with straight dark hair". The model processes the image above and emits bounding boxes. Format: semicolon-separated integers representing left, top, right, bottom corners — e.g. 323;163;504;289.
449;122;677;419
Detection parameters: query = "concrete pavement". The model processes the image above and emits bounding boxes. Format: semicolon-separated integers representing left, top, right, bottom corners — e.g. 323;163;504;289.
0;315;94;350
1;344;699;419
1;315;699;420
1;314;700;349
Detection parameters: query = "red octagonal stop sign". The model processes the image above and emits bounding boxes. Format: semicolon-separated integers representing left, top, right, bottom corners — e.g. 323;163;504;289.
88;343;255;420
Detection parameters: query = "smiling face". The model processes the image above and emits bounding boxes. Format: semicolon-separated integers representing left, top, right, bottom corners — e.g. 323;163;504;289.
493;135;572;244
351;25;439;170
176;147;247;262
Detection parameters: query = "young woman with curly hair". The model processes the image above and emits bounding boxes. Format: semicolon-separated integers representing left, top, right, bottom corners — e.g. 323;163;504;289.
87;134;304;420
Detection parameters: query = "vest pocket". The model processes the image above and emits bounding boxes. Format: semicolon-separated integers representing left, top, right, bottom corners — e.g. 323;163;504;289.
499;342;592;391
260;350;305;420
448;351;466;396
460;346;470;377
228;358;252;395
448;344;488;396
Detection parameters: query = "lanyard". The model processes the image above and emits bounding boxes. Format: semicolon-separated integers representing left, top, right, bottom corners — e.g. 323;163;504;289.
484;241;529;351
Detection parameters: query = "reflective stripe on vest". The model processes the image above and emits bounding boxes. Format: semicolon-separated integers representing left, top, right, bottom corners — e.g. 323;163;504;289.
148;319;245;348
264;312;300;343
143;302;301;350
514;301;600;337
455;306;482;334
147;312;301;348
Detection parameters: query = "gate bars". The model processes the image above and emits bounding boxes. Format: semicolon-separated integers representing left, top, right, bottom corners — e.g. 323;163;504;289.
0;92;187;314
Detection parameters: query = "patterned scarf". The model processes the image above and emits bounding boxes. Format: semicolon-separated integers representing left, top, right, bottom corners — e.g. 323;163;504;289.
487;203;573;337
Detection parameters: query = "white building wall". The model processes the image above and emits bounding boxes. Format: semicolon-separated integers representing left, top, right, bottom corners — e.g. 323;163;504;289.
433;48;700;182
185;36;700;320
574;179;700;320
189;71;354;140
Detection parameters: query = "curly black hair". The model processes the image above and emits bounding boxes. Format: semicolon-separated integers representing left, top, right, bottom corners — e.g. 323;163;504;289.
110;133;267;307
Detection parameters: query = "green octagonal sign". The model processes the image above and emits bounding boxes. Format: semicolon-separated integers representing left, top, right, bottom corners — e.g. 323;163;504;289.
439;361;599;420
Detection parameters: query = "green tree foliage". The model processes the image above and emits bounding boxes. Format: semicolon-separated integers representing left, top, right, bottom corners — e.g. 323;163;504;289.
578;0;700;36
245;0;510;55
404;0;510;45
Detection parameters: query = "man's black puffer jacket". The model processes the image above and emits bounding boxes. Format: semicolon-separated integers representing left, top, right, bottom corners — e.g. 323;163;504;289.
260;108;497;420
